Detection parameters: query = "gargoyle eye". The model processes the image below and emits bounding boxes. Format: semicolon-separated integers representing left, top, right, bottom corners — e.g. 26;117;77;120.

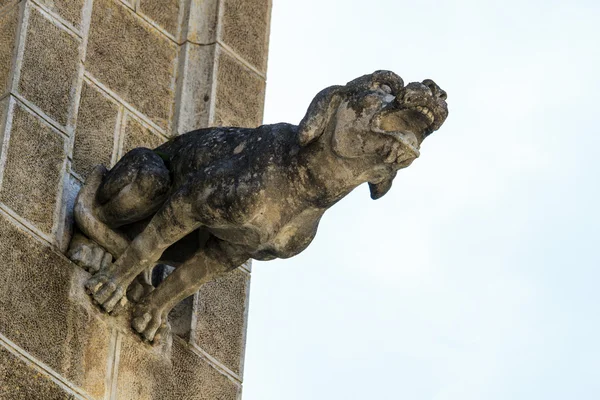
380;84;393;94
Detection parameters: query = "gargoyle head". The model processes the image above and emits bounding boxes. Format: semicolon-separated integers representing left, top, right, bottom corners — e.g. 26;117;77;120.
298;70;448;199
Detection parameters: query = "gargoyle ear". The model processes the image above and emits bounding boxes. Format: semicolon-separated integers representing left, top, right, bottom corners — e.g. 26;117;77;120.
298;85;343;146
368;171;397;200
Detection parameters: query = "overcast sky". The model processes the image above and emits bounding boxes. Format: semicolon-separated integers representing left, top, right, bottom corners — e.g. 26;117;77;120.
242;1;600;399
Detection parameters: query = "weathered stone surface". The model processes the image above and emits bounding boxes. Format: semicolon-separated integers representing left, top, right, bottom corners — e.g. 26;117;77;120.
56;173;81;253
0;1;18;12
86;0;178;131
0;213;111;398
187;0;219;44
0;3;19;96
172;340;240;400
193;268;250;376
18;7;80;127
139;0;182;38
0;96;7;130
0;346;72;400
0;102;65;234
220;0;271;72
115;334;175;399
122;114;166;154
174;43;215;135
116;335;239;400
38;0;85;29
72;82;119;178
214;49;265;127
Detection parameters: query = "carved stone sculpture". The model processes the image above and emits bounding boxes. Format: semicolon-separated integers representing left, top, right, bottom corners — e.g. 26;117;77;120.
68;70;449;342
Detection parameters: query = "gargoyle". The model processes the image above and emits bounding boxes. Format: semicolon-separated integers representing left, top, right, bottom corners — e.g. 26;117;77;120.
68;70;448;342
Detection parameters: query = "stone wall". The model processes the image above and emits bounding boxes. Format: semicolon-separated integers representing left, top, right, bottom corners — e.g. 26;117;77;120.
0;0;270;398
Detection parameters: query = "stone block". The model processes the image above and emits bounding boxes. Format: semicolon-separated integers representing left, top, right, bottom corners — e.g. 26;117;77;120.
115;333;175;399
115;335;240;400
0;3;19;96
174;43;215;134
220;0;271;72
0;101;65;234
18;6;80;127
72;82;119;179
193;268;250;377
86;0;178;131
121;114;166;155
139;0;182;39
214;49;265;128
171;339;240;400
0;346;71;400
37;0;85;29
0;213;112;398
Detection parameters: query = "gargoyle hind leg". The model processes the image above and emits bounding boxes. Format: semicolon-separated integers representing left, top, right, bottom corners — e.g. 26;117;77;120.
85;189;200;313
73;165;129;259
73;148;172;258
132;238;246;342
73;149;171;300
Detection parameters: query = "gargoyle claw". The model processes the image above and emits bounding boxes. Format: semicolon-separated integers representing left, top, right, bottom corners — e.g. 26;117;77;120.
68;234;112;273
84;274;106;294
131;313;151;333
85;275;127;313
132;303;166;342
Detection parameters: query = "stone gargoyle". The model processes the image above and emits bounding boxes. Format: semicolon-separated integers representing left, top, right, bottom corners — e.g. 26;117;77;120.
68;70;448;342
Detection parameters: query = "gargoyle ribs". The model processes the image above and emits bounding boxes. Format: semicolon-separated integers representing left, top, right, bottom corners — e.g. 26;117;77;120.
68;71;449;342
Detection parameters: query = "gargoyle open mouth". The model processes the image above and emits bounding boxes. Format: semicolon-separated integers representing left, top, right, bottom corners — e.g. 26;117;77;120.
371;80;448;165
409;105;435;127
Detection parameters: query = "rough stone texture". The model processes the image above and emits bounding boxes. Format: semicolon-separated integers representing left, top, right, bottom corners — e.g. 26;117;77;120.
72;82;119;179
139;0;182;39
86;0;178;131
172;340;241;400
0;102;65;234
174;43;215;135
0;213;111;398
214;49;265;127
116;336;240;400
0;96;7;132
18;7;80;127
220;0;271;72
0;346;74;400
0;3;19;96
0;1;14;11
122;114;166;155
37;0;85;29
194;269;250;376
115;334;175;400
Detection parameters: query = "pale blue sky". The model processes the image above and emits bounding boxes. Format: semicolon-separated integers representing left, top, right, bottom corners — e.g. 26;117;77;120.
243;1;600;399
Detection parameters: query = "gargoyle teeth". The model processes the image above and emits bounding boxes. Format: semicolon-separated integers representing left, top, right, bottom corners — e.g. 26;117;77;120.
413;106;434;124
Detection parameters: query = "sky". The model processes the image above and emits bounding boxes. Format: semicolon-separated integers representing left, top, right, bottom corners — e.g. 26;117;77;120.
242;1;600;399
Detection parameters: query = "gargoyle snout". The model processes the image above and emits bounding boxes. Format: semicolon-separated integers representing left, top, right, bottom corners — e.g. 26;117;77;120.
400;81;446;106
422;79;447;100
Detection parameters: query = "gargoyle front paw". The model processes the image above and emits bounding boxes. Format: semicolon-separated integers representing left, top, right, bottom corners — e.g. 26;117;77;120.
132;303;169;342
68;235;112;273
85;274;127;313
